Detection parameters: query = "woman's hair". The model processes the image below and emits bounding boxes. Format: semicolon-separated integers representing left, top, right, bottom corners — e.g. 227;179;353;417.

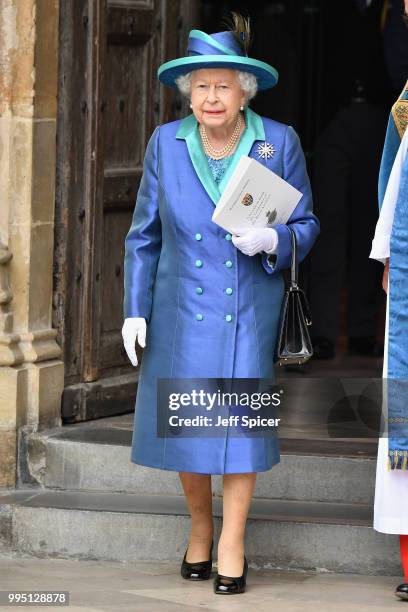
175;70;258;103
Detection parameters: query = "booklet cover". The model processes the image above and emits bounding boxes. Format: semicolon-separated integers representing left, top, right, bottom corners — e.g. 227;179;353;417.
211;156;303;233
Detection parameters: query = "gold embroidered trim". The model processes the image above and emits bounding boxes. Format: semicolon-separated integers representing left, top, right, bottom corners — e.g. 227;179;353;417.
391;80;408;139
389;449;408;470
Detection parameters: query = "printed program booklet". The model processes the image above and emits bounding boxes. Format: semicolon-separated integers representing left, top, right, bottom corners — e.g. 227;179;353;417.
211;156;303;233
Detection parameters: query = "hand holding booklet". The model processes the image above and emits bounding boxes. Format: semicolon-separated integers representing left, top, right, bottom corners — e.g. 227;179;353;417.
211;156;303;233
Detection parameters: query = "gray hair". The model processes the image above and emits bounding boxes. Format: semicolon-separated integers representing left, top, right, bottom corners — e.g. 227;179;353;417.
175;70;258;102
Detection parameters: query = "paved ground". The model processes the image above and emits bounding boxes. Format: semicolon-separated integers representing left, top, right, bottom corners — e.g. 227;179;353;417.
0;554;404;611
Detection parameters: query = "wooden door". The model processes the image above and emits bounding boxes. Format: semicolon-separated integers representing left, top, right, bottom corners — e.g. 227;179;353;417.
54;0;200;422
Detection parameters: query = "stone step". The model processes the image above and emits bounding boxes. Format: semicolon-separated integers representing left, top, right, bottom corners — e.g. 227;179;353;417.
0;489;399;576
29;424;377;505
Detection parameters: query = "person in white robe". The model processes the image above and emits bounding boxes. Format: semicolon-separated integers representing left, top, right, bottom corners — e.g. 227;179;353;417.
370;122;408;600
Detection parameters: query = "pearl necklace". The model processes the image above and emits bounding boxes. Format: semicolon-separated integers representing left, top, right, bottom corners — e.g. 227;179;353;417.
199;113;243;160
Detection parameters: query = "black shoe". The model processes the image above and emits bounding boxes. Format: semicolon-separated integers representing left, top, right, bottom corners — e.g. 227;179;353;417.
213;555;248;595
312;337;335;360
395;583;408;600
348;336;383;357
181;540;213;580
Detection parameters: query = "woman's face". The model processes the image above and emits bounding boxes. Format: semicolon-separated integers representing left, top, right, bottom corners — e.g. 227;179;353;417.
190;68;246;131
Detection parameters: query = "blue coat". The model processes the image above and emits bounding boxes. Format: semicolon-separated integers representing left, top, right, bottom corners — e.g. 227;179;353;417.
124;107;319;474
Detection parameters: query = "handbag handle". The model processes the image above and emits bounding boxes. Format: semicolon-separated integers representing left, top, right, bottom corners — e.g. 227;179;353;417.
287;226;312;326
288;226;298;289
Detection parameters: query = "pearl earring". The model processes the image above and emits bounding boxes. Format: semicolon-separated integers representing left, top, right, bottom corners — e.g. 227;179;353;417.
189;102;193;109
240;105;244;111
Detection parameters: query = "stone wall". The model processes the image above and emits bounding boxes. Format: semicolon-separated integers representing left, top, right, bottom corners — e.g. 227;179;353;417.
0;0;63;487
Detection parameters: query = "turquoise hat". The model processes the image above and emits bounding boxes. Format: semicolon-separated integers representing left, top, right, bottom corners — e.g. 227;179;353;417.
157;29;278;91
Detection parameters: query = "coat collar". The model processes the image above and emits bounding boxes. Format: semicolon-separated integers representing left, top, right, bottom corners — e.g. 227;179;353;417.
176;107;265;205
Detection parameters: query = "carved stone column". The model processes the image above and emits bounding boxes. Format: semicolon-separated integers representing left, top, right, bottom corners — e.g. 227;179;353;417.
0;0;63;487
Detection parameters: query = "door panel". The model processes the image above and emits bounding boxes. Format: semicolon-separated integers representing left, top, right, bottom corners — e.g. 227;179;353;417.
54;0;200;421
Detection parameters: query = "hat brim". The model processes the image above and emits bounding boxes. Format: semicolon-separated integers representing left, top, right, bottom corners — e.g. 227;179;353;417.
157;55;278;91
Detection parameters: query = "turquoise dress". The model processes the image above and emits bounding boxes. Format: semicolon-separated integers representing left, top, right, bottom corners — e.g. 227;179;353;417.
205;154;233;184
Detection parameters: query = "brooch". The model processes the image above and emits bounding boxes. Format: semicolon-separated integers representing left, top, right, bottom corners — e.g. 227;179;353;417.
257;141;275;159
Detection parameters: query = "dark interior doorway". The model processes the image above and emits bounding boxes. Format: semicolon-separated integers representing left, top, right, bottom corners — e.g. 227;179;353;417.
198;0;408;369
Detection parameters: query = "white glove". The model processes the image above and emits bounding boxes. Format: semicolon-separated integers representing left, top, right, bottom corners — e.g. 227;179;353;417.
121;317;146;367
231;226;278;256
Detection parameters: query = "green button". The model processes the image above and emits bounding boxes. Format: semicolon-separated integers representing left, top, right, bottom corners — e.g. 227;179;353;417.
225;314;232;322
196;287;203;295
195;259;203;268
225;260;233;268
225;288;233;295
195;233;202;241
225;233;232;241
196;313;203;321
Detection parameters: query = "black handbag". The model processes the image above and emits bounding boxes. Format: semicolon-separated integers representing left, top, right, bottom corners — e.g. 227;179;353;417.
275;227;313;366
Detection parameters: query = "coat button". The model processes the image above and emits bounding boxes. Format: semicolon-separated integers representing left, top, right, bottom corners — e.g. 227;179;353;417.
196;313;203;321
196;287;203;294
225;233;232;241
225;260;233;268
225;314;232;322
195;233;202;241
195;259;203;267
225;287;233;295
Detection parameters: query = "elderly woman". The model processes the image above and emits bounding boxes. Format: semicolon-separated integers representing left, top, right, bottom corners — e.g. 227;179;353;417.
122;15;319;595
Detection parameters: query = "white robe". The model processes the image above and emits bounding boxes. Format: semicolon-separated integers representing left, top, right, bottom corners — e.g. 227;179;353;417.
369;127;408;534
